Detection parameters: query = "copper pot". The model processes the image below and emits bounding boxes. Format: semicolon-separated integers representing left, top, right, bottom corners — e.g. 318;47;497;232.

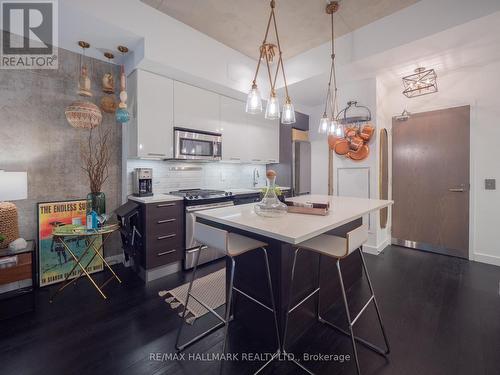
345;127;356;138
359;124;374;142
328;134;343;150
349;136;364;151
334;139;350;155
348;145;370;161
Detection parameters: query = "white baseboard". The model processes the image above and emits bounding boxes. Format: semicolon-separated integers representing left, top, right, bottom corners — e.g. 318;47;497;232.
363;237;391;255
473;252;500;267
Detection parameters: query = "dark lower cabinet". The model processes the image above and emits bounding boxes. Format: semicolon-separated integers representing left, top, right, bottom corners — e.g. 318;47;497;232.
133;200;184;272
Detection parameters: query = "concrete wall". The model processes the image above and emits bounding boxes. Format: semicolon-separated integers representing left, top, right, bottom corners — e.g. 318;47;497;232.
0;48;123;256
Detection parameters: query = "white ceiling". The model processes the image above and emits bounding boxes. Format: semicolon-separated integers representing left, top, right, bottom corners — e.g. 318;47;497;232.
142;0;420;59
282;9;500;108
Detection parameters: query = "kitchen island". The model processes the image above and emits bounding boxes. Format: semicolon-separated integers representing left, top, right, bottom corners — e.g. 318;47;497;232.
195;195;392;356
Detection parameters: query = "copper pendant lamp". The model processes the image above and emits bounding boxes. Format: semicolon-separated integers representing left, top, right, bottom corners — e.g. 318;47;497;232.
319;1;341;136
245;0;295;124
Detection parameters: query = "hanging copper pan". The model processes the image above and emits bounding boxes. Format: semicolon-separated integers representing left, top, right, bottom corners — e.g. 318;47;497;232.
345;127;357;138
328;134;343;149
359;124;374;142
349;136;364;151
347;144;370;161
334;139;350;155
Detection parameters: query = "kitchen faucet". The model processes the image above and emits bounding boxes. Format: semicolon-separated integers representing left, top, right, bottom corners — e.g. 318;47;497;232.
253;168;260;187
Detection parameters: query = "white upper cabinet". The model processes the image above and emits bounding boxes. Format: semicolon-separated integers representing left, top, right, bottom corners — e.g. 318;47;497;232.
174;81;221;134
128;72;279;163
220;96;280;163
128;69;174;159
245;112;280;164
220;96;250;162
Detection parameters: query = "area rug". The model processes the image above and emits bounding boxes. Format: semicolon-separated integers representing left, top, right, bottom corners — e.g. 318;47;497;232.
159;268;225;325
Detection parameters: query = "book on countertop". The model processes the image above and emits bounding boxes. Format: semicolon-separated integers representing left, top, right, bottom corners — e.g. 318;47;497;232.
285;201;330;209
285;200;330;216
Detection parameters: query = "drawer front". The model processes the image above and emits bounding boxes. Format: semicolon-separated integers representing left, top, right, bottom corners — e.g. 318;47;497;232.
146;231;182;249
145;201;183;220
143;200;184;269
0;253;32;286
147;246;182;268
147;217;182;238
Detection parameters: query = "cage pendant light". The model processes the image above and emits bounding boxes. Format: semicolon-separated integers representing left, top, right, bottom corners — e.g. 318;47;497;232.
318;1;341;136
246;0;295;124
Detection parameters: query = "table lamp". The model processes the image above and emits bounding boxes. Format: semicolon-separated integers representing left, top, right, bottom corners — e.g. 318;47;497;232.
0;170;28;249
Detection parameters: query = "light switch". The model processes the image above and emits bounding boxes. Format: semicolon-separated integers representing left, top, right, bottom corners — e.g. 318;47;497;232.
485;179;496;190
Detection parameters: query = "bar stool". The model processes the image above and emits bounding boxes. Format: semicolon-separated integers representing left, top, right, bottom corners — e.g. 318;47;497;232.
283;224;390;375
175;222;281;367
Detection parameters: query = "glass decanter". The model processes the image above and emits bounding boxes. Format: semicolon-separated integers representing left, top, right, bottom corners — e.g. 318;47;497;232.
255;170;288;217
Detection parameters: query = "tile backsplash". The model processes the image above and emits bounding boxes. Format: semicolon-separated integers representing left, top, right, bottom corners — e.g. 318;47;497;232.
126;159;267;195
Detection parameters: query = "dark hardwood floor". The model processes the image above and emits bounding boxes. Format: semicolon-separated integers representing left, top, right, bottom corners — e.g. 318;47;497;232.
1;245;499;375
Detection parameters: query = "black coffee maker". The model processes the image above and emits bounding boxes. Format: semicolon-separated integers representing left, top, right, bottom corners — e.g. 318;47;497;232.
132;168;153;197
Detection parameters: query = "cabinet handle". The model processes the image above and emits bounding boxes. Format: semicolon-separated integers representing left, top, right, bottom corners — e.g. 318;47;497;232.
157;203;176;208
267;159;276;163
158;234;176;240
157;218;176;224
157;249;176;256
252;159;262;162
230;157;240;161
148;152;166;156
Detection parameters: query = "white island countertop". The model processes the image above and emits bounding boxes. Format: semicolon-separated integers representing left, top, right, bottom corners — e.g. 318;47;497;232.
195;195;393;244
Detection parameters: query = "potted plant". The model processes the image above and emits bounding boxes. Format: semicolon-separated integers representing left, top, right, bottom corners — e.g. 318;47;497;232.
80;123;112;216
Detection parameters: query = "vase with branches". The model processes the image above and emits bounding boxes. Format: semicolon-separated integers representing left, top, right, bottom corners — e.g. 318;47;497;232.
80;123;112;216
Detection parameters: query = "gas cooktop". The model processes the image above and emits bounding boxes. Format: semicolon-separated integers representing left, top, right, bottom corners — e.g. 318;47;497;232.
169;188;233;201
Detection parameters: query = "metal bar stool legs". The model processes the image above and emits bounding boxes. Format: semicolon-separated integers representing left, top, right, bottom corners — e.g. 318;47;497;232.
175;245;281;372
317;248;390;358
175;246;225;351
222;256;236;354
282;244;390;375
336;257;361;375
357;248;391;354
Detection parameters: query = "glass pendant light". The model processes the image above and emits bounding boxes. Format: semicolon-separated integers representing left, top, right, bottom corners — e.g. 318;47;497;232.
265;91;280;120
329;119;342;136
246;82;263;114
281;97;295;124
246;0;295;124
318;113;330;134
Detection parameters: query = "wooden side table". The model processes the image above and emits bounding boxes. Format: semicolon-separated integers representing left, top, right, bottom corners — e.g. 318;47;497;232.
0;240;36;320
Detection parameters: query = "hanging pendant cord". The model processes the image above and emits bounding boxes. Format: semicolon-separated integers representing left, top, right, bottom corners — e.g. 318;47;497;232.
271;6;290;99
252;3;274;85
331;12;339;120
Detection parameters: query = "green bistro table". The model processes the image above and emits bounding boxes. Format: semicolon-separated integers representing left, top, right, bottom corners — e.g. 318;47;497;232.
49;224;121;302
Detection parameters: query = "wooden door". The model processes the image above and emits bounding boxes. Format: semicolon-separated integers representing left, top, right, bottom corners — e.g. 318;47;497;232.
392;106;470;258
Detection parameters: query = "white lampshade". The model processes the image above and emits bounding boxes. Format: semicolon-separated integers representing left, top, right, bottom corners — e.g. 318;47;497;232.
0;171;28;201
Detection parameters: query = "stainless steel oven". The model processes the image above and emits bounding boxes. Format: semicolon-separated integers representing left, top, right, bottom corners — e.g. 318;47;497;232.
174;128;222;161
184;200;234;269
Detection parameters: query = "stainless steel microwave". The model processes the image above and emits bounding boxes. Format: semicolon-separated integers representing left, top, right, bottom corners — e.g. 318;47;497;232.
174;128;222;161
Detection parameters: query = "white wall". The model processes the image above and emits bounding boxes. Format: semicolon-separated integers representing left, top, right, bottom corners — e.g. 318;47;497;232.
378;59;500;266
310;78;391;253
